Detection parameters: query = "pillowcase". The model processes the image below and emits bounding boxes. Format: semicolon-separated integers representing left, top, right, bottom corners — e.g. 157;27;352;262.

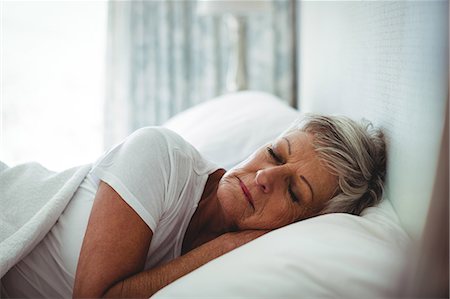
163;90;300;170
153;200;409;299
159;91;410;298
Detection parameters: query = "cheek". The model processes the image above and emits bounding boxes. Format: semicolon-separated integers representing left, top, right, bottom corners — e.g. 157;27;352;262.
254;201;298;229
216;178;235;209
216;177;247;222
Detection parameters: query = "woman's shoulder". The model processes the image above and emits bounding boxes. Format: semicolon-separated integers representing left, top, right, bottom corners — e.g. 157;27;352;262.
116;126;217;174
128;126;179;141
125;126;189;151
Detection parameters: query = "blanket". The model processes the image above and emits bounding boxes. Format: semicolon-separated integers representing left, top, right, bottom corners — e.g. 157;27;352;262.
0;161;91;278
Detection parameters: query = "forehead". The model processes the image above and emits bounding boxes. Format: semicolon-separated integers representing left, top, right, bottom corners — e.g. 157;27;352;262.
277;130;315;155
273;130;321;174
277;130;338;202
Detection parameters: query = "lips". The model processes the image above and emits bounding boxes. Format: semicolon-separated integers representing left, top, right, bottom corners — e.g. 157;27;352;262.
237;177;255;209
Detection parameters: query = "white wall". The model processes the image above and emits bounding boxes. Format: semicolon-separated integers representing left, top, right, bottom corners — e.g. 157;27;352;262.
297;1;448;241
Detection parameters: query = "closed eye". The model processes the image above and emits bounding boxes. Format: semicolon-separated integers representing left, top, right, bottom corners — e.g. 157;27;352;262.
288;185;300;203
267;147;283;164
267;147;301;203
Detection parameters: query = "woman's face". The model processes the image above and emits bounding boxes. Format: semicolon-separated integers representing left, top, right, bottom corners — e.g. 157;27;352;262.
217;130;338;230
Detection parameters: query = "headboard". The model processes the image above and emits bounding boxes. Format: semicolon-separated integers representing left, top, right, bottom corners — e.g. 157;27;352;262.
296;1;448;242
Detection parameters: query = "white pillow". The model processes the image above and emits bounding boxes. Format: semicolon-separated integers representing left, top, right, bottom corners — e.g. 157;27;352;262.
163;91;300;170
158;91;410;298
153;200;410;298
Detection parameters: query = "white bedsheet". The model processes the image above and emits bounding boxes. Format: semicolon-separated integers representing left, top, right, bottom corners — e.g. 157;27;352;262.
0;161;90;278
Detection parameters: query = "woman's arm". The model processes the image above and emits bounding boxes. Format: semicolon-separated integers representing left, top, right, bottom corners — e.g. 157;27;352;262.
73;181;267;298
73;181;153;298
103;229;267;298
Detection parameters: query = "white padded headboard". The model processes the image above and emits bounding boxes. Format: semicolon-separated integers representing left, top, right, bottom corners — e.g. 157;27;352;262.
297;1;448;241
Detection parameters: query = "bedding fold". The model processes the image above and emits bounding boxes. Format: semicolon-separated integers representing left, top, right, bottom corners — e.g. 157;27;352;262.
0;161;91;278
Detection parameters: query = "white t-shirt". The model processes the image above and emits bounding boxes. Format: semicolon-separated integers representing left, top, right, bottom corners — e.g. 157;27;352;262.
1;127;219;298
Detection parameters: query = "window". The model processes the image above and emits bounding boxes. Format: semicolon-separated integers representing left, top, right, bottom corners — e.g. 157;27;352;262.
1;1;107;171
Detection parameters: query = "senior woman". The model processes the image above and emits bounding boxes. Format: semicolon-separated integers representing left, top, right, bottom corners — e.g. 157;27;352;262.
2;114;386;298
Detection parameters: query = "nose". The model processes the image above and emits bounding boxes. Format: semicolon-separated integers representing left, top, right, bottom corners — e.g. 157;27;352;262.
255;166;287;194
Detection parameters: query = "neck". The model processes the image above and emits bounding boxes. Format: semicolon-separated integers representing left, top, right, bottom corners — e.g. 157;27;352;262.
181;168;230;255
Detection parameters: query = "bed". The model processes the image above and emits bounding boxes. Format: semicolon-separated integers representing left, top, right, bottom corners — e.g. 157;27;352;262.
157;91;410;298
0;1;447;298
153;1;448;297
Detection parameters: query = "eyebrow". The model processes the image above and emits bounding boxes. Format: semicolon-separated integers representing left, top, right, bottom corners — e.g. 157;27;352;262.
283;137;291;155
283;137;315;202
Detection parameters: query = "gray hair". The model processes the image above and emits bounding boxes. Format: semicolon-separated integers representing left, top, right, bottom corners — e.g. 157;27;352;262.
285;114;387;215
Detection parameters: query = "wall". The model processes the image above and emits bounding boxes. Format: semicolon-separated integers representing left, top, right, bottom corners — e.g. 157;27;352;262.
296;1;448;241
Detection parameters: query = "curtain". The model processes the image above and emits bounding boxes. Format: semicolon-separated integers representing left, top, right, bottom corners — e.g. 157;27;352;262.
104;0;295;148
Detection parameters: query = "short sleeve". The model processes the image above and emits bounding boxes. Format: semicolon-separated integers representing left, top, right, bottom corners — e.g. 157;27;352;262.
91;127;173;231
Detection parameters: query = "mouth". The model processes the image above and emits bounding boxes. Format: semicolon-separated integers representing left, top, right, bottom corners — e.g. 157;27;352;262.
237;177;255;209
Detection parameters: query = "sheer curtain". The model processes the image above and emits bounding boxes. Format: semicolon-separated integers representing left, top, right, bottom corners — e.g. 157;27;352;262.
104;0;295;148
